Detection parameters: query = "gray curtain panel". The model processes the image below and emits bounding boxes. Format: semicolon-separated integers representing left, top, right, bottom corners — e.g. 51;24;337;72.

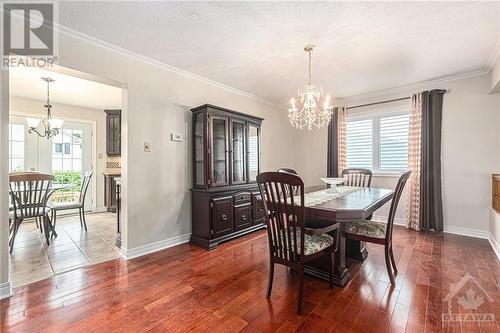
420;89;446;231
327;108;339;177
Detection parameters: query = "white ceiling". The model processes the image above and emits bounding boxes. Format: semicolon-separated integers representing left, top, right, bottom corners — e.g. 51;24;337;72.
58;1;500;105
9;66;122;110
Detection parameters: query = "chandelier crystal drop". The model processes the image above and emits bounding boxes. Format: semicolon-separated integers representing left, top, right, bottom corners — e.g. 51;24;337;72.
27;77;63;139
288;44;333;130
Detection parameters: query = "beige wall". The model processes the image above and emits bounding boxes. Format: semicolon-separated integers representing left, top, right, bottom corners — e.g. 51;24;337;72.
56;32;295;251
294;74;500;232
9;97;109;211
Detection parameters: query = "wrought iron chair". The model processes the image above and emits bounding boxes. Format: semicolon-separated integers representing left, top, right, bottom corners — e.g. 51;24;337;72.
257;172;340;314
49;170;93;231
343;171;411;285
9;173;54;252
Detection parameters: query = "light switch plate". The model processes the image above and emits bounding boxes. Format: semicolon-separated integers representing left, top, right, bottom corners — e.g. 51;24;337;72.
171;133;182;142
144;142;151;152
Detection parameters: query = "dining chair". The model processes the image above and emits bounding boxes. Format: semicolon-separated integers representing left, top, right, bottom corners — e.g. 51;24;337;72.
49;170;93;231
277;168;298;175
257;171;340;314
9;173;54;252
342;171;411;285
342;168;373;187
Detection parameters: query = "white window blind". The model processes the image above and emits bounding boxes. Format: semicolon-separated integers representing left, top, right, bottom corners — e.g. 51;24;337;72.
346;119;373;169
345;100;410;172
379;114;409;170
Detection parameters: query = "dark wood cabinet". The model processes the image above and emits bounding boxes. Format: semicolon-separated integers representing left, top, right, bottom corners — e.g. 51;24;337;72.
190;104;264;249
104;174;120;212
105;110;121;156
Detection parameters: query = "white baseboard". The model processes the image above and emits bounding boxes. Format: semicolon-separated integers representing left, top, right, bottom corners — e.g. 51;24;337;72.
372;215;492;241
443;225;490;240
121;233;191;260
0;282;12;300
371;215;406;226
488;233;500;261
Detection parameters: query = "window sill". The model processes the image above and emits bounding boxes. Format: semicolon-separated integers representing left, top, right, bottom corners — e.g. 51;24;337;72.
372;171;404;178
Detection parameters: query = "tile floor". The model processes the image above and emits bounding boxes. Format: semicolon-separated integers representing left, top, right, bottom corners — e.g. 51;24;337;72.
9;212;121;287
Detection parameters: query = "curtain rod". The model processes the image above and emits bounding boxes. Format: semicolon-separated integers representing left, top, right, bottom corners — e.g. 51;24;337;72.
346;97;410;110
346;89;447;110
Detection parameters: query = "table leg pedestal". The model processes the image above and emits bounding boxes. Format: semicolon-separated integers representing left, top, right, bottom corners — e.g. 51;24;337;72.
346;239;368;260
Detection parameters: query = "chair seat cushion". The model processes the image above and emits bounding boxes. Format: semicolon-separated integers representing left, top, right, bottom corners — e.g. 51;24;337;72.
9;206;52;220
49;202;82;210
344;220;386;239
279;228;334;256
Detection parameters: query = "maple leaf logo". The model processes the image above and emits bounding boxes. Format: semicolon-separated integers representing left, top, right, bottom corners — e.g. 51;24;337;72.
458;289;485;310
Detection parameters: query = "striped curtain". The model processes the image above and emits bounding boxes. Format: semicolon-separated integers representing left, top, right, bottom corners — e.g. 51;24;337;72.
406;94;422;230
337;106;347;174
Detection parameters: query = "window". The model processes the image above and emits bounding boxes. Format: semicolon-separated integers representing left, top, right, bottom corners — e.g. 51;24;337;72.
52;129;83;203
346;110;409;172
8;123;25;172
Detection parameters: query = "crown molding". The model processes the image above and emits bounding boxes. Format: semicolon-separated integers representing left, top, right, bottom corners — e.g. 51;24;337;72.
334;70;488;105
54;24;287;111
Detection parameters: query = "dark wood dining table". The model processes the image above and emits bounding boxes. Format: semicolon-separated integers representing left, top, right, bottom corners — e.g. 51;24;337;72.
303;185;394;286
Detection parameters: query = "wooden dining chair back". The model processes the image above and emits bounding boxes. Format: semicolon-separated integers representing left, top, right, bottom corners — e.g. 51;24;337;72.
277;168;298;175
258;172;305;263
342;168;373;187
257;171;339;314
343;170;411;285
9;173;54;252
385;170;412;245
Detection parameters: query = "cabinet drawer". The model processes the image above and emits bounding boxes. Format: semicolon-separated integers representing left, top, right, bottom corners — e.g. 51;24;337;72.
211;197;233;238
252;193;265;223
234;192;251;204
234;204;252;231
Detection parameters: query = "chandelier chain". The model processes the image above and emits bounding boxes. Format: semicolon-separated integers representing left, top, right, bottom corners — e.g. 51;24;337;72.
308;50;312;85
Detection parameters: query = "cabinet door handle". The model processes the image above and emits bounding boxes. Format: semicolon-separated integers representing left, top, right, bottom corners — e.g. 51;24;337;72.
241;215;247;221
221;214;228;221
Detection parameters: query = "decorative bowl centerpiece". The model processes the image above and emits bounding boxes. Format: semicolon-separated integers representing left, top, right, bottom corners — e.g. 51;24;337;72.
320;178;346;194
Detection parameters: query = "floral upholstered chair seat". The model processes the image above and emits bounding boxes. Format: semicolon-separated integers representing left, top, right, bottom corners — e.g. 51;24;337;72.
278;228;334;256
344;220;386;239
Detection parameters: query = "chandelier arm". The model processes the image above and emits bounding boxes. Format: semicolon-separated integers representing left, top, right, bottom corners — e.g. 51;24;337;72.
27;127;45;138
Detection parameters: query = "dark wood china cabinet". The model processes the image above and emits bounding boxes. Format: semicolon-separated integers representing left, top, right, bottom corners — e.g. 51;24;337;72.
191;104;264;249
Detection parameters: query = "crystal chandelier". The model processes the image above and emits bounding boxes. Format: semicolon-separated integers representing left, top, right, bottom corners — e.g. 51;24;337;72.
27;77;63;139
288;44;333;130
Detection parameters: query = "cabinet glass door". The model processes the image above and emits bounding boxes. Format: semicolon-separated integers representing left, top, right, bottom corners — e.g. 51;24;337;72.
231;120;246;184
247;124;260;182
211;117;229;186
193;112;205;186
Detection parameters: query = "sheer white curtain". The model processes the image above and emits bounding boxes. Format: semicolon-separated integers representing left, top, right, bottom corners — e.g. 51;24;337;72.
406;94;422;230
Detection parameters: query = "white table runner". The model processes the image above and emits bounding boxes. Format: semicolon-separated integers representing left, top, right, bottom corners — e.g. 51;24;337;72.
296;186;362;207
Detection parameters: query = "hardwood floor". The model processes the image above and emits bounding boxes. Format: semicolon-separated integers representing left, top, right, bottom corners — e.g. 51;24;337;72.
1;227;499;332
